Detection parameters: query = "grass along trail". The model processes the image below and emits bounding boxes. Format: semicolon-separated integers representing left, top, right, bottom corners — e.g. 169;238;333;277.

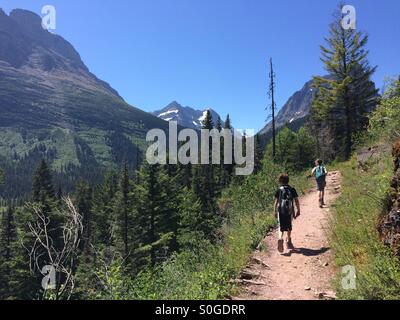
234;171;342;300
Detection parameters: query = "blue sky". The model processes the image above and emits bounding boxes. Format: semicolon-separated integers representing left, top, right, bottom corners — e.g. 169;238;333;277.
2;0;400;131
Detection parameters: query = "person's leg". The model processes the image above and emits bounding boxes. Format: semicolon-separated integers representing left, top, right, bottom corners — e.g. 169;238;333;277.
278;224;285;253
278;232;285;253
321;189;325;205
286;230;294;249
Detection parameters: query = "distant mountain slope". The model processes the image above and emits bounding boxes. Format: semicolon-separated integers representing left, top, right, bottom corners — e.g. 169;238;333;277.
0;9;169;198
259;78;317;140
258;75;377;146
153;101;223;130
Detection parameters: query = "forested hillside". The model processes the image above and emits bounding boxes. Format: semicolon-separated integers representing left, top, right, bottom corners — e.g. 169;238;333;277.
0;9;169;199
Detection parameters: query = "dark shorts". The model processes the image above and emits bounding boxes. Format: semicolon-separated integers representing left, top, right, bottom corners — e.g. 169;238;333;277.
316;178;326;191
278;213;293;232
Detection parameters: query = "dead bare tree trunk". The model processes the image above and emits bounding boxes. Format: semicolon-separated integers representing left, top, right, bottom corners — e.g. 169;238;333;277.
27;196;83;300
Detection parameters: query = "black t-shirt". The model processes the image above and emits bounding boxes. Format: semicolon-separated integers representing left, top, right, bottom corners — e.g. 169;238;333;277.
274;185;299;200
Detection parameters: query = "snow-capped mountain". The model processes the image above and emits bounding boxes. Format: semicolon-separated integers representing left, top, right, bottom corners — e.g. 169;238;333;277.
153;101;223;130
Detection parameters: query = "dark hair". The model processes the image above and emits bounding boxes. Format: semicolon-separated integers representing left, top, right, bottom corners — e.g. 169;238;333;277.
278;174;289;185
316;159;323;165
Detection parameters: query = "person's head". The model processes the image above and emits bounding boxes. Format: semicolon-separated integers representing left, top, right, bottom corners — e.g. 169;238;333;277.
315;159;323;166
278;173;289;185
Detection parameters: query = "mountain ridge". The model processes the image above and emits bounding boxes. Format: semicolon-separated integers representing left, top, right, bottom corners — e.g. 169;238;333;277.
0;8;169;198
259;78;317;138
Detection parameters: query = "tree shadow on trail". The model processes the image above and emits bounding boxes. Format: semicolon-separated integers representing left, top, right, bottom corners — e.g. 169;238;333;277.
282;247;330;257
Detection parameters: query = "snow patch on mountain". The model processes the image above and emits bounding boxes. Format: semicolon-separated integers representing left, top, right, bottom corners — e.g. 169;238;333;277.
153;101;223;130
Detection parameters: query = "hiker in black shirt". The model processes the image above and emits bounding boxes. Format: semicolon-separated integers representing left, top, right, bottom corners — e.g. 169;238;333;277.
274;174;301;253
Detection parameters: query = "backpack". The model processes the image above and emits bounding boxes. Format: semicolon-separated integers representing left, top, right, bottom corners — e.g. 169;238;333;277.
278;186;294;217
315;166;326;181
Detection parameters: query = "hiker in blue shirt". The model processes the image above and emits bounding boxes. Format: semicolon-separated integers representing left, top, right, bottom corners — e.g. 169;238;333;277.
311;159;328;208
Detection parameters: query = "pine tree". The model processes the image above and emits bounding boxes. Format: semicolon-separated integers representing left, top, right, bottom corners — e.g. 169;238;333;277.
294;127;316;171
394;76;400;97
216;116;222;131
311;6;378;160
202;110;214;130
32;160;64;246
133;164;179;269
14;160;65;298
113;163;133;260
92;171;118;247
1;204;39;299
177;189;205;249
0;203;17;298
75;180;93;252
254;134;263;174
222;114;234;185
32;159;55;203
201;109;216;199
188;110;222;241
265;127;316;172
224;114;232;131
215;116;225;189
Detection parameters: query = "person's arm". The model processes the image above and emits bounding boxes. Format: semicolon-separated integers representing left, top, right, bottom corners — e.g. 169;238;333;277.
274;198;278;218
294;197;301;218
311;167;316;177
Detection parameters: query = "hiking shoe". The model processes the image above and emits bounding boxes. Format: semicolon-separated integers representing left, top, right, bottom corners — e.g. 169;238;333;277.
278;239;284;253
287;240;295;250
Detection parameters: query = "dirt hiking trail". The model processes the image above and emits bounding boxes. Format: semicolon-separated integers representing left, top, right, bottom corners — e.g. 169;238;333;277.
235;171;342;300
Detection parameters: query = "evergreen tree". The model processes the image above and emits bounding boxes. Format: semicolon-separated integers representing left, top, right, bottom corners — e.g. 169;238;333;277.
265;127;315;172
177;189;206;249
30;160;64;249
202;110;214;130
92;171;118;247
0;203;17;298
294;127;316;171
216;116;222;131
311;6;378;160
134;164;178;269
200;109;216;202
254;134;263;174
32;159;55;203
113;163;134;260
13;160;65;299
215;116;225;189
222;114;234;182
224;114;232;131
397;76;400;96
1;204;39;299
190;110;222;240
190;130;222;241
75;180;93;252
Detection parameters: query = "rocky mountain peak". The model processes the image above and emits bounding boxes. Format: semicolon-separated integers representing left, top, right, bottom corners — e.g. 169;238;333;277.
0;9;86;71
153;102;223;130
